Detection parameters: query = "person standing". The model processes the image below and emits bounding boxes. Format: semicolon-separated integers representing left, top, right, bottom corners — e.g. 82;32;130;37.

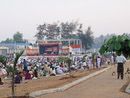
23;59;28;72
97;56;101;68
116;54;126;79
111;54;114;65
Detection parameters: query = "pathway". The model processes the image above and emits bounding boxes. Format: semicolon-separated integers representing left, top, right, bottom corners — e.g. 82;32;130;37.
37;65;130;98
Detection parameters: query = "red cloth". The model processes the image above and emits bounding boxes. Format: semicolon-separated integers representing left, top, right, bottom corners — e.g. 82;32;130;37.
0;82;3;85
25;73;32;80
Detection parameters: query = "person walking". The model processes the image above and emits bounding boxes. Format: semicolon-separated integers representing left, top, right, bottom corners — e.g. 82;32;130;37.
116;54;126;79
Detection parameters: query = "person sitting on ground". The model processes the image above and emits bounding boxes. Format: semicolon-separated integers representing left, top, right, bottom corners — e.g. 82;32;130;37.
32;69;38;79
40;68;46;76
0;77;4;85
70;63;75;71
50;68;56;76
22;69;26;76
83;61;87;69
56;66;64;75
62;65;68;73
15;72;23;84
25;70;32;80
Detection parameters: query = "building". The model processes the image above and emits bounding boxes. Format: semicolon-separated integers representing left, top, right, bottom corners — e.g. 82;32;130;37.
0;43;30;56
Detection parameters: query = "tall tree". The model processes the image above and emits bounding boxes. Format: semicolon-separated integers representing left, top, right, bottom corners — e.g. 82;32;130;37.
35;22;60;40
84;27;94;49
78;27;94;50
13;32;26;43
35;21;82;40
60;21;82;39
35;21;94;50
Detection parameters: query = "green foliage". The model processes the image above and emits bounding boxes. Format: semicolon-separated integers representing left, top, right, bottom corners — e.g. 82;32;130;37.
93;34;116;49
0;55;13;73
99;34;130;58
1;32;27;43
78;27;94;50
82;55;87;62
12;50;24;98
13;32;26;43
35;20;82;40
0;55;7;66
13;50;24;70
1;38;13;43
35;21;94;49
58;56;72;72
58;57;71;64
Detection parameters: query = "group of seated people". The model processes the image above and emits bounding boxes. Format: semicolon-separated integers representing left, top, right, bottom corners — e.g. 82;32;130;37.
14;59;94;84
14;68;38;84
40;63;67;77
1;56;102;85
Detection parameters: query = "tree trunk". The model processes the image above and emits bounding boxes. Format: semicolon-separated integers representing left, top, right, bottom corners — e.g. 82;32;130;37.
68;60;74;77
12;70;15;98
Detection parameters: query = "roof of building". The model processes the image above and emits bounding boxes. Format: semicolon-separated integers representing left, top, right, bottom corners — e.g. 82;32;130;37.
0;43;30;46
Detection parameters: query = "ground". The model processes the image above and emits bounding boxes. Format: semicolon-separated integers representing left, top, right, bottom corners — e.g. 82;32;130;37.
0;67;103;98
37;62;130;98
1;62;130;98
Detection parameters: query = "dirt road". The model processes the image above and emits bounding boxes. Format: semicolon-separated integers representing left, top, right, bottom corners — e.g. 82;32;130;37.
37;65;130;98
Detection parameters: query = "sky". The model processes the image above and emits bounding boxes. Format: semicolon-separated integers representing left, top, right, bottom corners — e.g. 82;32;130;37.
0;0;130;42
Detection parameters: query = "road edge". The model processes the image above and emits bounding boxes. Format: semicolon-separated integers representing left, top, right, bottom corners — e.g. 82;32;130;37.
29;66;111;97
125;83;130;94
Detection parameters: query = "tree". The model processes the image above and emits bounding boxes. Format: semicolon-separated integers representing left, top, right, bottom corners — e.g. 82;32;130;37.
1;38;13;43
35;22;60;40
58;56;73;77
78;27;94;50
0;55;7;66
1;32;27;43
0;51;24;98
99;34;130;58
35;21;82;40
35;21;94;50
93;34;116;49
60;21;82;39
13;32;26;43
12;50;24;98
82;55;87;62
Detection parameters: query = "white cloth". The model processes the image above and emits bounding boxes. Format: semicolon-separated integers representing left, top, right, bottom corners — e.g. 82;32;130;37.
87;59;92;68
56;67;63;74
111;55;114;64
97;58;101;68
83;62;86;67
116;55;126;63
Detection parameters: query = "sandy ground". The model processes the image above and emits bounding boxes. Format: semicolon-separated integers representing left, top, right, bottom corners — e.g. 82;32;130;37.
0;67;103;98
37;62;130;98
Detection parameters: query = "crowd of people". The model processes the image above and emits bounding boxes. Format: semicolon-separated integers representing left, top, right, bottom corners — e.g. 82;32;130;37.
0;55;109;85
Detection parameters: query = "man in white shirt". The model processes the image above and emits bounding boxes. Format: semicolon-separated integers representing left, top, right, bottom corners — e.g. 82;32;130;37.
116;54;126;79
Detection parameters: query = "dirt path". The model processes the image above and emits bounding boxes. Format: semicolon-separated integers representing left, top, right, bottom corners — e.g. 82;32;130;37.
0;67;103;98
37;65;130;98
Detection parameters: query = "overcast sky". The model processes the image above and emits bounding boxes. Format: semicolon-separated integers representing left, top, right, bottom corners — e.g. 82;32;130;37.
0;0;130;41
